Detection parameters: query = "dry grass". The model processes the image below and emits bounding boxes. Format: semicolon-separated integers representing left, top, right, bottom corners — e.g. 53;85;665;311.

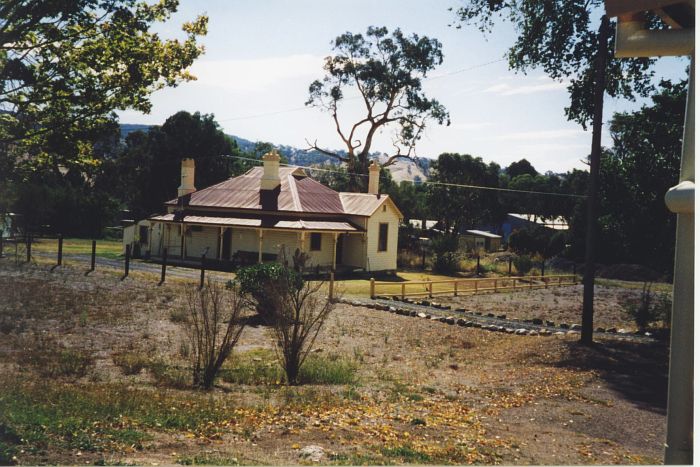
0;259;668;465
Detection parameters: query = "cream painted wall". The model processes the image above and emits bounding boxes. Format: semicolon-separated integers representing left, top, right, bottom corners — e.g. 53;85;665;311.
365;202;400;272
187;226;219;259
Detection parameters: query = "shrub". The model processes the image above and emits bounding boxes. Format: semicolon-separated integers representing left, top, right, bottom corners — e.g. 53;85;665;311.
184;281;246;389
431;234;458;255
624;283;673;331
433;251;459;275
513;255;533;275
234;262;302;322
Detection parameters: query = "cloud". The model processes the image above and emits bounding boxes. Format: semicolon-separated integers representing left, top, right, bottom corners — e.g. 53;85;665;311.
189;54;323;92
483;79;570;96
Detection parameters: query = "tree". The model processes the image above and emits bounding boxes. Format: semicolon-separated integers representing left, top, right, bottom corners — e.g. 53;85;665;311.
584;80;684;274
184;281;246;390
427;153;503;235
306;26;449;191
452;1;659;127
0;0;208;149
505;158;538;178
268;267;334;385
99;111;241;219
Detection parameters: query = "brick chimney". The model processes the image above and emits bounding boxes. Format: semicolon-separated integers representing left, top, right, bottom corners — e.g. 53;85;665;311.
261;150;281;190
178;158;196;197
368;160;380;195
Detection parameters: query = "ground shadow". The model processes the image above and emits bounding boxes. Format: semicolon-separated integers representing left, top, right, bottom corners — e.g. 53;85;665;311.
544;339;668;412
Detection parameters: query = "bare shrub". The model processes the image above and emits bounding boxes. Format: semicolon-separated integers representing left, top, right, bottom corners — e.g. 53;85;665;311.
112;351;149;375
267;270;335;385
184;280;246;389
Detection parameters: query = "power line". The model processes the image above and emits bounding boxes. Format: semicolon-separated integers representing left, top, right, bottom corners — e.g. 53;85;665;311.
214;57;506;123
221;154;587;199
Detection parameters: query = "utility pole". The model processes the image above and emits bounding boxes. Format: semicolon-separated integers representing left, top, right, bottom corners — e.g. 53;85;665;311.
581;15;610;345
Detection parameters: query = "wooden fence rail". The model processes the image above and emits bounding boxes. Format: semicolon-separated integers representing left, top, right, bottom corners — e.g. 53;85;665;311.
370;274;578;299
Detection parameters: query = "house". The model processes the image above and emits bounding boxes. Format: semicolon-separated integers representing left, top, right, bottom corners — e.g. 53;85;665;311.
128;152;402;273
459;230;502;253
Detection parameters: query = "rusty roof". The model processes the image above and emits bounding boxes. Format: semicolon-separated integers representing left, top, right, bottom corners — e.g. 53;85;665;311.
150;214;360;232
167;167;347;215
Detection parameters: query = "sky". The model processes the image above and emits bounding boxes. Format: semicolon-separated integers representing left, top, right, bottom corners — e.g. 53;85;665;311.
116;0;689;174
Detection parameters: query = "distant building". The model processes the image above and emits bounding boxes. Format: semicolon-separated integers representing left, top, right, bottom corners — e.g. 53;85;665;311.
460;230;502;253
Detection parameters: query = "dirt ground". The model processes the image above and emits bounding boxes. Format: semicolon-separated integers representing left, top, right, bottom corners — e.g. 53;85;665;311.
0;261;669;465
434;284;648;331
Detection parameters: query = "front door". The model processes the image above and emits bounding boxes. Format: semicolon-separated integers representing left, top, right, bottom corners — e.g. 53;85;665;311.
222;228;232;260
335;235;343;267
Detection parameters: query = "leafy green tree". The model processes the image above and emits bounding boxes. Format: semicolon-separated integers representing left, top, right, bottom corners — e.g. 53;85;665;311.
100;111;241;219
505;158;538;178
594;80;685;274
306;26;449;191
427;153;503;235
452;1;659;127
1;0;207;149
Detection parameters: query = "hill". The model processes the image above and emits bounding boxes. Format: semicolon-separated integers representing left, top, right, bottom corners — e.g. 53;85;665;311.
119;124;430;183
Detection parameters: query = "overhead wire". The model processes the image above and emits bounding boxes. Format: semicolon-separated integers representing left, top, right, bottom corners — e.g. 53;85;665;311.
219;154;587;199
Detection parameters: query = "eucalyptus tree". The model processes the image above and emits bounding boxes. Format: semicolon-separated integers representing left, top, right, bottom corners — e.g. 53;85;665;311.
306;26;449;191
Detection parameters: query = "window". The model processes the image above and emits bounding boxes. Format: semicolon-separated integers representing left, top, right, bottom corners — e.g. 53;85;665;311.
310;232;322;251
378;223;388;252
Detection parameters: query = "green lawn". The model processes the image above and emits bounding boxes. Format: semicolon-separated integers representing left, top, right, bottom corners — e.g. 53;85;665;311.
31;237;123;260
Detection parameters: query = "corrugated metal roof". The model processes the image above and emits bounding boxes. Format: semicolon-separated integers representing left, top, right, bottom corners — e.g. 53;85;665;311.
150;214;360;232
166;167;346;215
340;193;390;216
465;229;502;239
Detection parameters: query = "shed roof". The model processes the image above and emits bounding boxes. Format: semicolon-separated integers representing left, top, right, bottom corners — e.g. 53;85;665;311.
464;229;502;239
150;214;361;232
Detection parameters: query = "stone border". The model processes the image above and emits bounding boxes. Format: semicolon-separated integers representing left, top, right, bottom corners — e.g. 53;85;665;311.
336;296;657;343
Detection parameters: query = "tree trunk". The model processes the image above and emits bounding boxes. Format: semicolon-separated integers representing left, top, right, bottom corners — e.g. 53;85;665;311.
581;15;610;345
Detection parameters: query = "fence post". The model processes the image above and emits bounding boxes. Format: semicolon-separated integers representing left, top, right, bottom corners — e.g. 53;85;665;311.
159;248;168;285
0;230;4;258
199;253;206;289
494;278;498;293
530;275;534;289
90;240;96;272
57;234;63;267
474;280;478;295
370;277;375;299
25;233;31;262
508;257;512;276
476;254;481;275
454;280;458;297
541;261;545;277
122;245;130;280
329;272;335;301
401;282;406;300
428;281;433;299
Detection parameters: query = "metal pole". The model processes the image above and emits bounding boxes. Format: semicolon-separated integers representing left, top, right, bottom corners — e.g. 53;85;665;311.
541;260;545;277
90;240;96;271
581;15;610;345
664;54;694;466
